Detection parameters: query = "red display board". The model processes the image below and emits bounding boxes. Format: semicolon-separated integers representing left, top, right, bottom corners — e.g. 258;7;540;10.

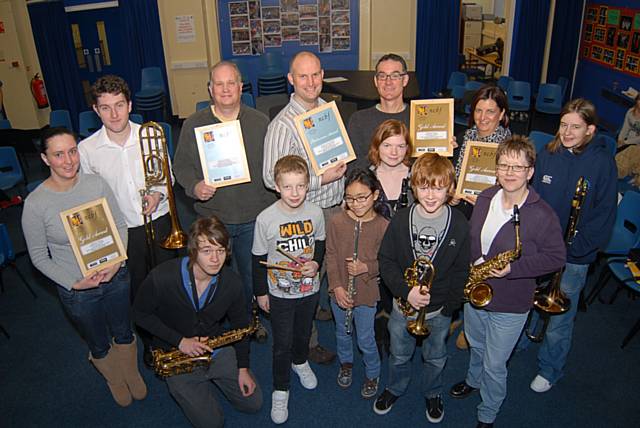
580;3;640;77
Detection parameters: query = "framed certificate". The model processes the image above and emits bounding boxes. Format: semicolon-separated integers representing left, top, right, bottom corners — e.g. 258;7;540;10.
294;101;356;176
194;120;251;188
59;198;127;277
456;141;499;197
410;99;454;157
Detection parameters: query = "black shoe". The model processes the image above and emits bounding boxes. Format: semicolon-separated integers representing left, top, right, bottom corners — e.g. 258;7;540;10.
449;381;477;399
426;395;444;423
373;389;398;415
143;345;154;369
477;422;493;428
307;345;336;365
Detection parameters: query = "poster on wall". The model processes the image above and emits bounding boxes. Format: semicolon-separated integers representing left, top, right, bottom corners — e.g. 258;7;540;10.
330;0;350;51
580;3;640;77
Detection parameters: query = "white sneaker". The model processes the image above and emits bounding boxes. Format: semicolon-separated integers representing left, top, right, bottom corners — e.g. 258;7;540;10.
271;390;289;424
530;375;553;393
291;361;318;389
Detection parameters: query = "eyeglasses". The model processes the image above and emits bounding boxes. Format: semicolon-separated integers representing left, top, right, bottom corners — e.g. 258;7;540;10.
375;72;407;81
496;163;530;172
344;192;373;204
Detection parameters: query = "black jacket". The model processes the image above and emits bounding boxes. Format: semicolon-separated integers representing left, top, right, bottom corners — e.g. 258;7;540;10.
133;258;250;368
378;205;470;316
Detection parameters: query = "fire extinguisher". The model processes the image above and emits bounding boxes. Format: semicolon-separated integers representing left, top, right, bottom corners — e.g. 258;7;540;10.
30;73;49;109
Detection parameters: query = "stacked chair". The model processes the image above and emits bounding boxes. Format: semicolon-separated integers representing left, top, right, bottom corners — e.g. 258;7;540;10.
78;111;102;138
257;52;287;96
49;110;73;132
134;67;167;120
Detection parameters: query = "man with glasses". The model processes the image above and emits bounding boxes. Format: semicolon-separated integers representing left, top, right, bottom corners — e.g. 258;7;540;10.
348;53;410;170
173;61;274;343
263;51;343;365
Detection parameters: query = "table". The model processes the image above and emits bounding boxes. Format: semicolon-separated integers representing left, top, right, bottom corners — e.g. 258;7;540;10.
322;70;421;108
464;48;502;77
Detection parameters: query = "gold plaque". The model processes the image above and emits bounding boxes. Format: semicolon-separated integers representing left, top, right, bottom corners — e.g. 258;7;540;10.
59;198;127;277
410;99;454;157
456;141;499;197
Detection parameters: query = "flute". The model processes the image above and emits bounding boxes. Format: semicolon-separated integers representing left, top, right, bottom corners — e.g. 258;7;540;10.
345;220;361;335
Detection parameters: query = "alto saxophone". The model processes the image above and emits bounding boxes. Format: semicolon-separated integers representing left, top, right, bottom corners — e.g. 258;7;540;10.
464;205;522;308
395;257;435;336
344;220;361;335
152;311;260;379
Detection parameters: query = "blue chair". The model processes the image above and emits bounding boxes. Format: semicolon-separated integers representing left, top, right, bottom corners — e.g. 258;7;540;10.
447;72;467;90
528;131;554;153
258;75;288;96
157;121;174;159
465;80;484;92
130;113;144;124
535;83;563;115
600;134;617;156
0;119;11;129
241;93;255;108
78;111;102;138
49;110;73;132
507;80;531;112
0;223;36;298
260;51;284;74
452;85;469;126
0;147;24;191
196;100;210;111
557;76;569;100
135;67;166;119
585;191;640;306
497;76;513;93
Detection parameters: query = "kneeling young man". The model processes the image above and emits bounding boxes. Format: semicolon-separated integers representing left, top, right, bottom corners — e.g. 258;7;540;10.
134;217;262;428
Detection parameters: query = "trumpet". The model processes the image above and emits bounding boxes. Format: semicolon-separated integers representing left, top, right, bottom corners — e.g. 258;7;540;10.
139;122;187;267
396;257;435;336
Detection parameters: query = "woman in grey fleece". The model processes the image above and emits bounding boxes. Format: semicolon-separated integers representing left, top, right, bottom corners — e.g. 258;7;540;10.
21;127;146;407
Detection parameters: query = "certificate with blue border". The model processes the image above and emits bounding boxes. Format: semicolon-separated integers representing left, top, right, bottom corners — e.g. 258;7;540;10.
294;101;356;175
194;120;251;188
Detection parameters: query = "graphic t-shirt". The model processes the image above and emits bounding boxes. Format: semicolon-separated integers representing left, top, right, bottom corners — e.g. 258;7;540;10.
252;201;325;299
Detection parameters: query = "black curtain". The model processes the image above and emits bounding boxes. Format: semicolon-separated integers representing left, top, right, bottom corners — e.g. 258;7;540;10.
27;1;86;131
547;0;585;101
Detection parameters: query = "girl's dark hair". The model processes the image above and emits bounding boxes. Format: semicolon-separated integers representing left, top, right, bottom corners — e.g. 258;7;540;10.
344;168;384;215
40;127;77;154
468;84;510;128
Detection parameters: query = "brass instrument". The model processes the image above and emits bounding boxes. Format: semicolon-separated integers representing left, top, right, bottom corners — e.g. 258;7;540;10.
525;177;587;342
464;205;521;308
152;311;260;378
345;220;361;335
396;257;435;336
139;122;187;267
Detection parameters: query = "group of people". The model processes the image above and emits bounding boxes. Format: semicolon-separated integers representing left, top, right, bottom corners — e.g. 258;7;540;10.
21;50;619;428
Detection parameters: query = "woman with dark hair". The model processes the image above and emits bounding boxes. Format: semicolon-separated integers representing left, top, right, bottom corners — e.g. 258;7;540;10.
21;127;146;407
526;98;617;393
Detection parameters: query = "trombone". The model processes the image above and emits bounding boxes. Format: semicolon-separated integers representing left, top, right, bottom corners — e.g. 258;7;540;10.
139;121;187;268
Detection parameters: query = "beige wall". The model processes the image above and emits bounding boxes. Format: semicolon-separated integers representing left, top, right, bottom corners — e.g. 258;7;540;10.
0;0;48;128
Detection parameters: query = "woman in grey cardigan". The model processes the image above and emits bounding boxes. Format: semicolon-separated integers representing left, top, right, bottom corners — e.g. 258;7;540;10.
21;127;146;407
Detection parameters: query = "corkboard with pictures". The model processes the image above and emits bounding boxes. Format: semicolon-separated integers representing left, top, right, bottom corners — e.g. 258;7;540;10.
580;3;640;76
226;0;353;55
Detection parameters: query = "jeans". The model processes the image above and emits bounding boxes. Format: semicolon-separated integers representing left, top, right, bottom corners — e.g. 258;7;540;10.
536;262;589;384
330;300;380;380
269;293;319;390
387;305;451;398
464;304;528;424
226;221;256;314
166;347;263;428
57;267;133;359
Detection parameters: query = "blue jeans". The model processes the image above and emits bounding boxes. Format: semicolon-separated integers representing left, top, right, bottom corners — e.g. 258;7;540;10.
330;300;380;379
57;267;133;359
535;262;589;384
387;305;451;398
464;304;528;424
226;221;255;314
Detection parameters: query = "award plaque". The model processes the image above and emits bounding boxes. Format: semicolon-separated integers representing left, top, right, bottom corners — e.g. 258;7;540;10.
60;198;127;276
410;99;454;157
194;120;251;188
294;101;356;176
456;141;499;197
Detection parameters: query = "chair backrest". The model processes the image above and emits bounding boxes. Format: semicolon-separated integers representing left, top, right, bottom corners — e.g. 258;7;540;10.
497;76;513;92
141;67;164;90
603;190;640;254
447;71;467;90
78;111;102;137
49;110;73;132
157;121;174;159
528;131;555;153
0;223;14;261
450;84;466;101
196;100;210;111
260;51;284;73
465;80;484;92
0;119;11;129
241;93;256;108
130;113;144;124
507;80;531;110
535;83;562;113
0;147;24;183
600;134;617;156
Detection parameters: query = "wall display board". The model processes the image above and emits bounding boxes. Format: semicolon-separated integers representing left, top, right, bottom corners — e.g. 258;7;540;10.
580;3;640;76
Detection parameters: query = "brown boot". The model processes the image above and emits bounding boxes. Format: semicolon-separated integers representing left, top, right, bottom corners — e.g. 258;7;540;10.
456;330;469;350
90;350;133;407
112;337;148;401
